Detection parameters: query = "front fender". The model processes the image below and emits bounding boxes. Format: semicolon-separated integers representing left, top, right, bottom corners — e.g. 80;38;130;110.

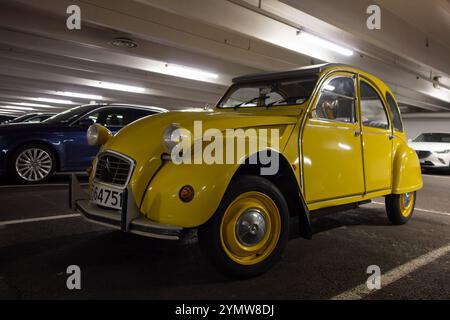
392;143;423;194
140;161;237;228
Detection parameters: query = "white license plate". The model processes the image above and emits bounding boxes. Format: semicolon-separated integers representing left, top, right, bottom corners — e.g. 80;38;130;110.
91;183;124;210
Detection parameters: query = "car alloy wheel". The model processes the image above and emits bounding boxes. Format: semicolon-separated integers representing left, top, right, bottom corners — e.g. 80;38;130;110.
15;147;53;182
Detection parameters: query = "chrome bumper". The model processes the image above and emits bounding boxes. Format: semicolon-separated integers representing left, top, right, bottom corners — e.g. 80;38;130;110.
69;174;183;240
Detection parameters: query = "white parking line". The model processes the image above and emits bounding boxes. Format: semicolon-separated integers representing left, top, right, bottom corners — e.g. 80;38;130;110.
331;243;450;300
0;214;81;226
0;183;88;189
371;201;450;217
422;174;450;179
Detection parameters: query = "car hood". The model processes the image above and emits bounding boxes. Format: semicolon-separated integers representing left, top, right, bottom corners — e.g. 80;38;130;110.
104;110;299;154
409;142;450;152
102;109;299;205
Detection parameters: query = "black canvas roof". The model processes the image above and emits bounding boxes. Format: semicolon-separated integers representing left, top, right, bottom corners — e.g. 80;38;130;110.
232;63;349;84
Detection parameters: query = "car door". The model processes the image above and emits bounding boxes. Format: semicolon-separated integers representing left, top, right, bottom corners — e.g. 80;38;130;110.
359;79;393;193
302;73;365;204
65;107;131;171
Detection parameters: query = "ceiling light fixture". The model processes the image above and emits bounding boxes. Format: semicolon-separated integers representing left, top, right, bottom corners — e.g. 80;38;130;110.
96;81;146;93
32;97;73;104
0;108;26;114
110;37;138;49
296;30;354;57
1;106;36;111
164;64;219;81
14;102;59;108
55;91;104;100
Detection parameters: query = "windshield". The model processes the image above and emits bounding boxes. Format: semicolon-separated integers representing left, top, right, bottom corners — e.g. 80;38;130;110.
413;133;450;143
218;76;318;108
44;105;97;124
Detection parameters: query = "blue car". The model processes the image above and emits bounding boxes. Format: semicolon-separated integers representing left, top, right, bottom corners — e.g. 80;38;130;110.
0;104;166;183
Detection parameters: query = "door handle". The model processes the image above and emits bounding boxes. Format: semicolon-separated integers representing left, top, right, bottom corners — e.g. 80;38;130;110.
389;134;394;140
354;130;363;137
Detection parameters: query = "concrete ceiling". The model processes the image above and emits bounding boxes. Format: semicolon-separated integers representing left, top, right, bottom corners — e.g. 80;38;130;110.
1;0;449;116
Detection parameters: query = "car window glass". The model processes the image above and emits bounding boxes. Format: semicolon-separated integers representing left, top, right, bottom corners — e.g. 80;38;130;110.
133;109;156;120
26;117;41;123
386;92;403;132
360;81;389;130
86;112;99;123
312;76;356;123
222;87;260;108
97;108;129;127
219;77;318;108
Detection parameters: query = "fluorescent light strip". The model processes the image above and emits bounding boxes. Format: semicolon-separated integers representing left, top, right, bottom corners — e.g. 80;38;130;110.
96;81;146;93
15;102;59;109
164;64;219;81
297;31;353;57
1;106;36;111
0;108;25;114
55;91;104;100
32;97;73;104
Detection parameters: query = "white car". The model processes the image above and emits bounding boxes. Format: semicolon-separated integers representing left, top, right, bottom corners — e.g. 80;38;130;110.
409;133;450;170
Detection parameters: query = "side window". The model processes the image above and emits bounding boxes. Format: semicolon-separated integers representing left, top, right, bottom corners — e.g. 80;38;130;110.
312;76;356;123
133;109;156;121
360;81;390;130
386;92;403;132
97;108;130;127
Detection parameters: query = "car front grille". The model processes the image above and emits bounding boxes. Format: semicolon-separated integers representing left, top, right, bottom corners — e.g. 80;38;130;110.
416;150;431;159
94;153;133;187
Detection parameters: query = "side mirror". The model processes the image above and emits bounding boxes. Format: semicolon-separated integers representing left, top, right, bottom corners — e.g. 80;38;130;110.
78;118;94;128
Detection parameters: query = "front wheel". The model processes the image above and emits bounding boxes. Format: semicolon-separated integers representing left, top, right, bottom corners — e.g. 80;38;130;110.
198;175;289;278
385;191;416;225
10;144;55;184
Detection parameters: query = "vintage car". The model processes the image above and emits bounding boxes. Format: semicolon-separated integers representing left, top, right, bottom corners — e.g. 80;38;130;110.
70;63;423;277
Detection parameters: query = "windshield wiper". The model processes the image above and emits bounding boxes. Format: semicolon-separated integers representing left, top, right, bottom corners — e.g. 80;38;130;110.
234;97;259;109
266;96;306;107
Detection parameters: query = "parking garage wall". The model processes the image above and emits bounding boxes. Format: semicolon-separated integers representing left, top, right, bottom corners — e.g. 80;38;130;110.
403;115;450;139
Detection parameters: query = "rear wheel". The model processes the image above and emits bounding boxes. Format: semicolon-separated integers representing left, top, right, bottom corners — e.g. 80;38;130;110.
198;175;289;278
10;144;55;184
385;191;416;225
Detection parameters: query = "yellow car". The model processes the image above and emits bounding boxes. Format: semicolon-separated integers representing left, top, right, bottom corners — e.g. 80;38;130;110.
70;63;422;277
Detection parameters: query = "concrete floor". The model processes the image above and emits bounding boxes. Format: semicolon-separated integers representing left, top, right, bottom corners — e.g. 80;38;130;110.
0;173;449;299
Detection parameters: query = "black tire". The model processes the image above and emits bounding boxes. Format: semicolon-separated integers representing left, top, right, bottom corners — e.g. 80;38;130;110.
9;144;56;184
198;175;289;278
385;191;416;225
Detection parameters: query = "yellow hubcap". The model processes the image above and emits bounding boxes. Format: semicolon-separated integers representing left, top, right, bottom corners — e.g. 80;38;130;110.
220;191;281;265
400;192;415;217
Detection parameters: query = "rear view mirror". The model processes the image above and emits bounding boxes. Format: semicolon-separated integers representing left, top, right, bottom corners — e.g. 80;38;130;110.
78;118;94;128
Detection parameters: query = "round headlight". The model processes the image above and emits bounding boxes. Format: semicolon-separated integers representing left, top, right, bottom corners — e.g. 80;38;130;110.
162;123;188;153
87;124;112;146
87;124;99;146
